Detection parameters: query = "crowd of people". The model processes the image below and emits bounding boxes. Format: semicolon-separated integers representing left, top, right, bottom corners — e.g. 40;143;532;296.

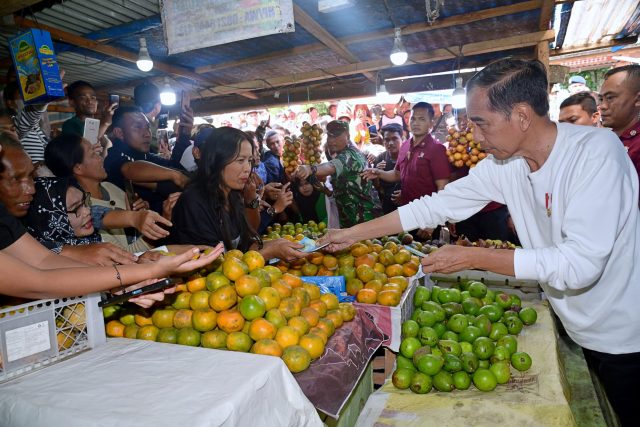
0;57;639;425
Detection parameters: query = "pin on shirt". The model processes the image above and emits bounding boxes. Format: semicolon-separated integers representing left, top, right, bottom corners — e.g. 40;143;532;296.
545;192;552;217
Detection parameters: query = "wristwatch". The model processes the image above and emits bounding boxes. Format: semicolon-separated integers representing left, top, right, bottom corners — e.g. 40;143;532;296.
267;206;279;216
246;196;260;209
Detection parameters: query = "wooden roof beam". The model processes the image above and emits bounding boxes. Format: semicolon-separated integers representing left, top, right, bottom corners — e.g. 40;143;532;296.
292;4;376;83
12;17;259;100
0;0;42;16
195;0;543;74
206;30;555;96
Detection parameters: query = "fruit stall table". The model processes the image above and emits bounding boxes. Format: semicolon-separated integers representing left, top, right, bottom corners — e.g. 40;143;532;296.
354;300;577;427
0;338;322;427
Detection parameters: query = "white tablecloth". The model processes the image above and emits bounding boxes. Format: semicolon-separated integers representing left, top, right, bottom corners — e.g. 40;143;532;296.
0;338;322;427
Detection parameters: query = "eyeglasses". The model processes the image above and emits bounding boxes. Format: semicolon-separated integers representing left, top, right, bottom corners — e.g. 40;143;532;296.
67;192;91;217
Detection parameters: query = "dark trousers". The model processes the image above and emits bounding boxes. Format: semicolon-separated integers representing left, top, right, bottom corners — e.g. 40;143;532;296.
455;205;510;242
582;347;640;426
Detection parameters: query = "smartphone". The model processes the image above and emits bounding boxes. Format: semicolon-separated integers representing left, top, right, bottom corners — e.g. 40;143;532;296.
124;180;136;208
83;118;100;145
98;278;180;307
368;124;378;136
108;94;119;107
180;90;191;112
158;113;169;129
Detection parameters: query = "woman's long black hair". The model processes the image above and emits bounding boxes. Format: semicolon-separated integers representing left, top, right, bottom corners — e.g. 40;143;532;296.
193;127;261;251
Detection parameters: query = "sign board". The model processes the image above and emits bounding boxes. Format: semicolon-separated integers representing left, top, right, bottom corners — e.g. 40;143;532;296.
160;0;295;55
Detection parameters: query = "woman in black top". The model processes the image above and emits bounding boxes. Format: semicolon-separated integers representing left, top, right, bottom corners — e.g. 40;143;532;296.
170;127;304;260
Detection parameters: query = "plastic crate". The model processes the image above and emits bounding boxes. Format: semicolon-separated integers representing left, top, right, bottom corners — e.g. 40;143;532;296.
0;293;105;383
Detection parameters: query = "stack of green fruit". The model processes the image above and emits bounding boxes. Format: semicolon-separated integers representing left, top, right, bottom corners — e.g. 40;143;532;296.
394;281;537;394
263;220;327;240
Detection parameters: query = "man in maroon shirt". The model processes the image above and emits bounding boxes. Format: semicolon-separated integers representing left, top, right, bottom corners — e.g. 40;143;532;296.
599;65;640;186
362;102;450;237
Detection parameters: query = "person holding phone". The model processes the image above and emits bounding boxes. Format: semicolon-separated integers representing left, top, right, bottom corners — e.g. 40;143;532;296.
169;127;304;261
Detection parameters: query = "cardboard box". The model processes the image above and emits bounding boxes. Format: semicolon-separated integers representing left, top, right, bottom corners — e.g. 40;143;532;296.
9;29;65;104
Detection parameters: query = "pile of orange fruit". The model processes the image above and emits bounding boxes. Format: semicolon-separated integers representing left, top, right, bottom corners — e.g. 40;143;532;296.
282;135;301;175
446;127;486;169
104;250;355;373
274;239;420;307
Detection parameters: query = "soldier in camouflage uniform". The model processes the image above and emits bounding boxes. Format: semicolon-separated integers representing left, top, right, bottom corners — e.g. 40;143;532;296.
294;120;381;227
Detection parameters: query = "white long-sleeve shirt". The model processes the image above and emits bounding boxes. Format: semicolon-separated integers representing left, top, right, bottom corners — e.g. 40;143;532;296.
399;123;640;354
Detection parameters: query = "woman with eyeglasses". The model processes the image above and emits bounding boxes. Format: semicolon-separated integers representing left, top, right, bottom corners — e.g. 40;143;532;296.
170;127;303;261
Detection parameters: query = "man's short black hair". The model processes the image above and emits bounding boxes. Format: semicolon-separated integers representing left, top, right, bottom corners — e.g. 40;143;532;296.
112;105;144;129
467;58;549;118
412;101;435;118
380;123;403;137
560;92;598;115
2;81;19;105
134;82;160;114
604;64;640;92
66;80;95;100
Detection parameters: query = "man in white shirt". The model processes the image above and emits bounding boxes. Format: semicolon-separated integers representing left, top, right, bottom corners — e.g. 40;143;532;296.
321;59;640;426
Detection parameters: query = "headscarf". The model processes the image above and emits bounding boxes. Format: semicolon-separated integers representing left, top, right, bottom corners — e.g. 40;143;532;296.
26;177;101;250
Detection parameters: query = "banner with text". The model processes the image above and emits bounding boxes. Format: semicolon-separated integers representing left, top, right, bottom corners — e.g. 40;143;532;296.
161;0;295;55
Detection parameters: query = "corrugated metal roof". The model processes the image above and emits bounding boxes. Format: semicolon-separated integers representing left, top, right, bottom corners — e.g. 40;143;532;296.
554;0;640;50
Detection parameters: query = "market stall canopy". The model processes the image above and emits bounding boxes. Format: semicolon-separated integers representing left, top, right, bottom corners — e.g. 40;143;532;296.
0;0;636;114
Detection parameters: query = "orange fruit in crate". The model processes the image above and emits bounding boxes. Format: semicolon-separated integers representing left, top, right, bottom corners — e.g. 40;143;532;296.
346;278;364;296
271;279;293;298
225;249;244;260
394;250;411;265
242;250;265;272
205;271;231;291
355;254;375;268
303;282;321;301
289;269;303;277
265;308;287;329
151;309;175;329
239;295;266;320
209;285;238;312
350;243;370;257
105;320;125;337
202;330;228;349
258;287;281;311
235;275;261;297
282;345;312;373
124;324;139;339
364;280;383;293
316;266;334;276
320;293;339;310
377;290;401;306
301;307;320;327
173;309;194;329
383;241;398;253
309;327;328;344
299;334;325;360
316;318;336;337
157;327;178;344
402;261;419;277
356;265;375;283
137;325;159;341
186;277;207;292
222;257;249;281
252;339;283;357
249;318;277;341
382;283;403;293
217;309;245;333
172;291;192;309
291;287;311;307
281;273;303;289
177;327;201;346
325;309;344;329
385;263;404;277
288;316;311;336
250;268;271;288
301;262;318;276
338;303;357;322
134;313;153;327
275;325;300;349
388;276;409;291
226;331;252;352
279;297;302;320
189;290;212;310
338;254;355;268
356;288;378;304
373;263;386;274
276;261;290;273
308;299;328;317
192;309;218;332
263;265;283;283
322;255;338;269
308;252;324;265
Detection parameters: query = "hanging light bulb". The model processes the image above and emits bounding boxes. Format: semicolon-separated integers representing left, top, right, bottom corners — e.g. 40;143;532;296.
160;77;176;106
389;27;408;66
377;83;389;98
136;37;153;72
451;76;466;109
